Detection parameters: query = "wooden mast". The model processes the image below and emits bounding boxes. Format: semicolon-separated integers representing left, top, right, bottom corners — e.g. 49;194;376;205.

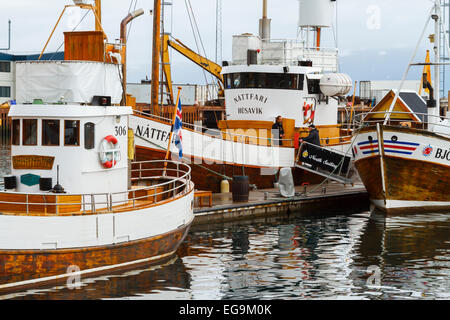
151;0;162;115
94;0;102;32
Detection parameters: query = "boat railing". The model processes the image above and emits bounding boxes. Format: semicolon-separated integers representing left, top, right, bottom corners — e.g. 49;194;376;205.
320;134;352;147
0;160;192;216
133;109;294;147
257;39;338;70
353;111;450;137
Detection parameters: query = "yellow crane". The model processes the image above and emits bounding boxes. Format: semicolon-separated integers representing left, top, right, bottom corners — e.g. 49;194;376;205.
162;34;224;105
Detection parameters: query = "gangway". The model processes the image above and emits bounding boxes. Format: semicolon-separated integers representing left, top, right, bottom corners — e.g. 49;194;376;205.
295;141;354;185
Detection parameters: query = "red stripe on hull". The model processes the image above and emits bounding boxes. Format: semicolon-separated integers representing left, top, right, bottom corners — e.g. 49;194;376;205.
383;144;416;151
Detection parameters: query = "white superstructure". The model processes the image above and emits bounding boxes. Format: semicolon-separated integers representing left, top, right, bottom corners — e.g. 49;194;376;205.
223;0;351;129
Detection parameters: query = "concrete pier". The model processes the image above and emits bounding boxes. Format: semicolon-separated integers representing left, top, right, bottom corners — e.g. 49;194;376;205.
193;182;369;225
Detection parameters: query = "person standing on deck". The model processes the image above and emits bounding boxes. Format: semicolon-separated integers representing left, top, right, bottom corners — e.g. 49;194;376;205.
300;124;320;146
272;116;285;145
300;124;321;170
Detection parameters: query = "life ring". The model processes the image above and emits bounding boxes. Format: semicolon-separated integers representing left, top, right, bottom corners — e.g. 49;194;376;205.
99;135;121;169
303;101;316;125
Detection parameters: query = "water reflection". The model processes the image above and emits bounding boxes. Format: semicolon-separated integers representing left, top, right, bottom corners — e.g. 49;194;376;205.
353;210;450;299
0;143;448;300
3;208;447;300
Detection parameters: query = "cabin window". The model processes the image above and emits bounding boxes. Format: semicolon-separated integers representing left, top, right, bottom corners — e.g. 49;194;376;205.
268;74;298;89
298;74;305;90
42;119;60;146
224;73;303;90
233;74;242;88
84;122;95;150
12;119;20;145
225;74;233;89
65;120;80;146
23;119;37;146
307;79;321;94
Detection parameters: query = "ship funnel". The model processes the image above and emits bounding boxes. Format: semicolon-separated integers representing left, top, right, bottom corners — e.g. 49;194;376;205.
259;0;271;41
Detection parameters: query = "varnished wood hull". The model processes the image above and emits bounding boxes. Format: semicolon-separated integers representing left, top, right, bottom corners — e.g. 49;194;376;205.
354;125;450;213
135;145;324;193
0;224;191;294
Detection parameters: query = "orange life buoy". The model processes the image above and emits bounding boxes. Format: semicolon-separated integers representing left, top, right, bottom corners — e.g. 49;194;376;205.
303;101;316;125
99;135;121;169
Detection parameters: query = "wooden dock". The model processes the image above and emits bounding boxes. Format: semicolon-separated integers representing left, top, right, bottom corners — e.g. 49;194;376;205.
192;182;369;225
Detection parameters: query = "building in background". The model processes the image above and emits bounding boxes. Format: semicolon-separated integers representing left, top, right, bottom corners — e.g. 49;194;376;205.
127;81;218;107
359;80;422;106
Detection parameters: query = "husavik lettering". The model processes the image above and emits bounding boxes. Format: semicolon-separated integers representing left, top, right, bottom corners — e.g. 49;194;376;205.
238;107;263;114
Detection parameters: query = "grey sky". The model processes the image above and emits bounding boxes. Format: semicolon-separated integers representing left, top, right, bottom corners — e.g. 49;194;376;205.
0;0;444;91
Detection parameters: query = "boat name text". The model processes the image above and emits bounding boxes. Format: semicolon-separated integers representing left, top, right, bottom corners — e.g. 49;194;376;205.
237;107;263;115
234;93;268;104
435;148;450;161
136;124;171;143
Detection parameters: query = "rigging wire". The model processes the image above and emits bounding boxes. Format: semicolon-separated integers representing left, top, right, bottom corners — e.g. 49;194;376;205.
127;0;138;41
49;8;91;60
184;0;218;101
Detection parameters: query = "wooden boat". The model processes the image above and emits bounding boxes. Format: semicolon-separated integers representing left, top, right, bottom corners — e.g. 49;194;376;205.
352;0;450;213
131;0;355;191
353;121;450;213
0;1;194;294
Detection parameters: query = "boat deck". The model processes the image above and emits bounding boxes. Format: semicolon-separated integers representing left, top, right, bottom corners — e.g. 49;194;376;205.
193;182;369;225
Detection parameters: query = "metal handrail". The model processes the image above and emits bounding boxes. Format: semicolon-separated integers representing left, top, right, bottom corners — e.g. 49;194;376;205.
0;160;193;216
133;109;294;147
320;134;353;146
353;111;450;134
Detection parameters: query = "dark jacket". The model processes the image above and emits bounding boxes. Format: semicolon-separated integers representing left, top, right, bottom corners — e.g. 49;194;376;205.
303;128;320;146
272;122;284;140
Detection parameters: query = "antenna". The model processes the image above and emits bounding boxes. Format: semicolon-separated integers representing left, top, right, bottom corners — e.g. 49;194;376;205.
215;0;223;64
0;20;11;51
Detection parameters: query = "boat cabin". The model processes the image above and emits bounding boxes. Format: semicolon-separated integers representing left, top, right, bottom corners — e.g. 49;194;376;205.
8;103;131;196
2;44;134;203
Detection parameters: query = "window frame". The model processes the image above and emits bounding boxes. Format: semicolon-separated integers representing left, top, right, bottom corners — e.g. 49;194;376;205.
22;119;38;146
64;120;80;147
0;86;11;98
307;78;321;94
12;119;20;146
84;122;95;150
225;72;305;91
0;61;11;73
42;119;61;146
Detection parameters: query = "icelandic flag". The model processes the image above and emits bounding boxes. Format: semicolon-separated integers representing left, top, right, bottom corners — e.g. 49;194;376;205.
173;99;183;159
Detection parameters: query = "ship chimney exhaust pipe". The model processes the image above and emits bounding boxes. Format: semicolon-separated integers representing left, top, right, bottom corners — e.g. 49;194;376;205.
259;0;271;41
120;8;145;106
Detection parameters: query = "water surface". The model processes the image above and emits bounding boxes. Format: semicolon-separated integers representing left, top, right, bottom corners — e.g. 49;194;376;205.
0;147;448;300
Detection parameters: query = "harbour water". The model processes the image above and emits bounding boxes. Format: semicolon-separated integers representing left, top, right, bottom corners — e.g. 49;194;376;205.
0;147;448;300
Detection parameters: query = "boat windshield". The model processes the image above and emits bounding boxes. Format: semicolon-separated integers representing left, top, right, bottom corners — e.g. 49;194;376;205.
224;72;304;90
